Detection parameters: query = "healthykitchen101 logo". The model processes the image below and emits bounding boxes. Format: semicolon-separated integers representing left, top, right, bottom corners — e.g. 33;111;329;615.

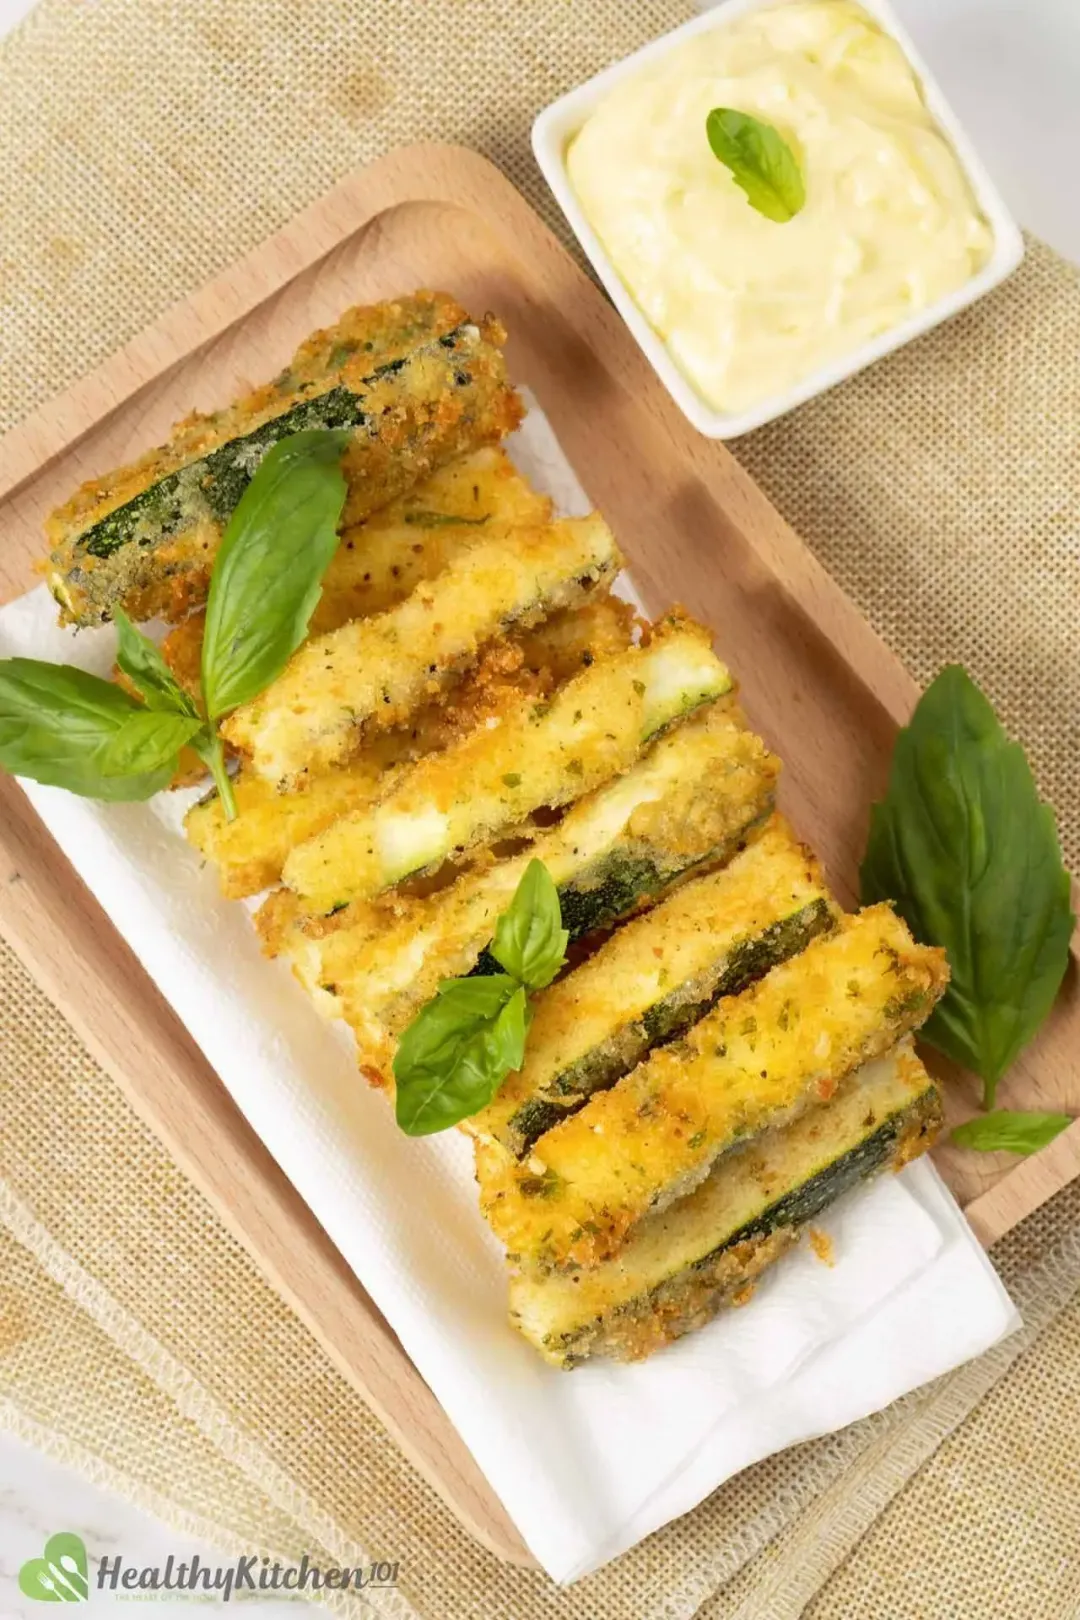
18;1533;89;1602
18;1530;400;1603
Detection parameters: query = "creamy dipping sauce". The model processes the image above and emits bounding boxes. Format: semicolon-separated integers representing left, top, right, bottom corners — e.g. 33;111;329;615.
568;0;993;414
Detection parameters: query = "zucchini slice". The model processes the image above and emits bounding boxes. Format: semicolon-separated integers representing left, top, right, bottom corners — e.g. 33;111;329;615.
186;752;397;902
477;904;948;1271
45;293;522;627
281;611;733;910
505;1041;942;1366
466;815;837;1157
257;705;779;1076
223;514;623;787
314;446;554;634
158;445;555;701
184;596;636;898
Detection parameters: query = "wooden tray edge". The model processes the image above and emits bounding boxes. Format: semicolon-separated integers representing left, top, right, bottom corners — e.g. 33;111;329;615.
0;769;535;1568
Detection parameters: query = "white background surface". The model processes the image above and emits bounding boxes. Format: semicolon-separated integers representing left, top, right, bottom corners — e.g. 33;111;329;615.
1;0;1078;1608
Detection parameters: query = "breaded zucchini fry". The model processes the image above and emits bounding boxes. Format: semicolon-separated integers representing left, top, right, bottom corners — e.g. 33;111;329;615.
505;1041;943;1366
187;754;397;901
476;905;947;1271
45;292;522;627
223;514;623;786
282;611;732;910
314;446;554;633
185;597;636;897
257;706;779;1077
512;594;638;676
158;446;553;700
466;816;837;1158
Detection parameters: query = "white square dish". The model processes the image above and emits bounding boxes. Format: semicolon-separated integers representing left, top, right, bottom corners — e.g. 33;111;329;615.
533;0;1024;437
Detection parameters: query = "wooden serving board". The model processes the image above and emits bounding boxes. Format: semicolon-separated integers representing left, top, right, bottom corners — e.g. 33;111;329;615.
0;143;1076;1566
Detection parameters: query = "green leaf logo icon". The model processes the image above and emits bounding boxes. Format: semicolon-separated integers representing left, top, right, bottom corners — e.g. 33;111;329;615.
18;1532;89;1602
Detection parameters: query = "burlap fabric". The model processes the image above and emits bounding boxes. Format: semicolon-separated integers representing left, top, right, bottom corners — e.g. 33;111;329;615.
1;3;1078;1617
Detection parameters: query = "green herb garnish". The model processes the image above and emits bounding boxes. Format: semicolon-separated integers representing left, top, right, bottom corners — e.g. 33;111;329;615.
489;856;569;991
951;1110;1072;1157
402;510;489;527
706;108;805;224
393;858;568;1136
0;429;351;820
199;428;350;812
0;659;198;801
861;665;1073;1108
113;608;199;719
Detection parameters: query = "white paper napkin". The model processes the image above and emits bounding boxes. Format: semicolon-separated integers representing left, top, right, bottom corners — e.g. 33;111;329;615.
0;405;1019;1582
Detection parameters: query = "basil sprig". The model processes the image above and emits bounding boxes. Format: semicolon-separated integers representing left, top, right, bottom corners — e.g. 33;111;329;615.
0;658;198;800
861;666;1074;1109
394;859;569;1136
706;108;805;224
489;856;569;991
951;1110;1072;1157
0;429;350;818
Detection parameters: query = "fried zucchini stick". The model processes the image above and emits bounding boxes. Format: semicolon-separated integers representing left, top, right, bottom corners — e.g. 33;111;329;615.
224;514;623;786
44;292;522;627
282;611;732;910
316;446;554;633
505;1042;942;1366
476;905;947;1271
465;816;837;1157
185;595;636;898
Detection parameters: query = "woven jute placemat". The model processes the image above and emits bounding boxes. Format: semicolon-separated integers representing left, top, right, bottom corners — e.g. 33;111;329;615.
1;4;1078;1617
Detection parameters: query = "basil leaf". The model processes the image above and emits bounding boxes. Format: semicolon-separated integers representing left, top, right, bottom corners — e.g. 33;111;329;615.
394;975;523;1136
490;983;530;1072
96;710;203;777
201;428;351;719
861;666;1074;1107
490;858;569;991
394;861;564;1133
114;610;237;814
706;108;805;224
112;612;220;790
951;1110;1072;1156
113;609;198;717
0;658;177;799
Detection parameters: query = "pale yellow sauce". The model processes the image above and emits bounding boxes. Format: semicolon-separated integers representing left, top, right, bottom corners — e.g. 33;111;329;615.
568;0;993;413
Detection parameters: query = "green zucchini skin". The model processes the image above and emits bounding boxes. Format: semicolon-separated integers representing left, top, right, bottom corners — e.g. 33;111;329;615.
563;1089;939;1367
47;309;520;627
508;1047;943;1367
77;384;366;562
723;1093;924;1245
502;896;834;1155
468;815;774;979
